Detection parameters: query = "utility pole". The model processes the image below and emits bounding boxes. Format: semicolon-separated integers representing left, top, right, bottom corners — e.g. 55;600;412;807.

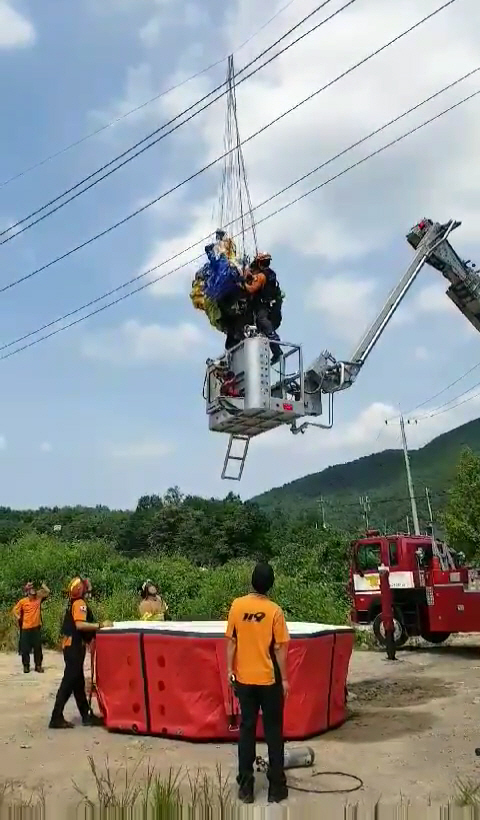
386;415;420;536
425;487;434;531
359;495;371;530
400;415;420;535
319;496;326;529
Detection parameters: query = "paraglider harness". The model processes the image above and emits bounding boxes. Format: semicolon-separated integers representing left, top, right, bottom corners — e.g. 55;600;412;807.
247;265;283;324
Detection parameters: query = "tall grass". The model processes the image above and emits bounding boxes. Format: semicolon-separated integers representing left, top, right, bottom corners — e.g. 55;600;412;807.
0;534;350;647
0;758;476;815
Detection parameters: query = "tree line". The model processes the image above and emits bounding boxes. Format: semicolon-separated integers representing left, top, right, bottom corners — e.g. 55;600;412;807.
0;447;478;650
0;447;478;570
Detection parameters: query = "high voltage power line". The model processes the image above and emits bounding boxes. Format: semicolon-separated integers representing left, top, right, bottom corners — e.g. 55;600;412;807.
0;1;465;300
0;0;351;244
0;0;459;247
288;489;449;512
396;357;480;419
0;80;477;361
0;0;301;190
412;380;480;420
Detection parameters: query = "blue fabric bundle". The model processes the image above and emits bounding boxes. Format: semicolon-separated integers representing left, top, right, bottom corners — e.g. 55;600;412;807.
203;245;242;302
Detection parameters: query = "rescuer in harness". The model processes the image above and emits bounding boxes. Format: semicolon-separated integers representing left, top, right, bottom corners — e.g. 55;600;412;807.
49;577;111;729
243;252;283;364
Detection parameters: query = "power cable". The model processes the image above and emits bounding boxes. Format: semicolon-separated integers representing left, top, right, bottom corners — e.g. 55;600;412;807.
317;491;449;511
0;80;477;361
412;379;480;420
0;2;464;298
0;0;301;191
0;0;345;243
1;68;474;353
398;358;480;419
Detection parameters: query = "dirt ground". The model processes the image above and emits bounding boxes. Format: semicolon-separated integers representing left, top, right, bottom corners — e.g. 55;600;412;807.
2;640;480;815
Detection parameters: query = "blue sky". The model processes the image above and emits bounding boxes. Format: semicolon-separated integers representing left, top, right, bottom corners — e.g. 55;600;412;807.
0;0;480;509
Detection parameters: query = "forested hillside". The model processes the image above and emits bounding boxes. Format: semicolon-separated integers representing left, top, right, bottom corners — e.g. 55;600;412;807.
252;418;480;532
0;438;479;650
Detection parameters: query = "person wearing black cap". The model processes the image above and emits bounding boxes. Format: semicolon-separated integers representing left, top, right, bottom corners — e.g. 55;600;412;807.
225;562;289;804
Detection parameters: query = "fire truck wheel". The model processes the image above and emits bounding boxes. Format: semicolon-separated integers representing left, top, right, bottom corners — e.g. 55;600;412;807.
420;631;451;645
372;613;408;648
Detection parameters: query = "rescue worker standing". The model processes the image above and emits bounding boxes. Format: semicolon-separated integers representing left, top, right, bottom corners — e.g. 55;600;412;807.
49;577;111;729
138;580;168;621
12;581;50;674
244;252;283;364
225;563;289;804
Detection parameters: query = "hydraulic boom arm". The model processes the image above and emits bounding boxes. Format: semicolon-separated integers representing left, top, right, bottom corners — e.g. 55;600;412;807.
303;218;480;401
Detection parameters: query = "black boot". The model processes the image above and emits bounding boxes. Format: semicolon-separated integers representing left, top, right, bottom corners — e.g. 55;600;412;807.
82;712;104;727
238;787;254;804
237;775;254;804
268;784;288;803
268;770;288;803
49;716;74;729
23;665;30;674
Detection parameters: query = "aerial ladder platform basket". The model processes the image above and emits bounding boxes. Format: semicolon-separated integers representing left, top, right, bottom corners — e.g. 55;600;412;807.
205;217;480;480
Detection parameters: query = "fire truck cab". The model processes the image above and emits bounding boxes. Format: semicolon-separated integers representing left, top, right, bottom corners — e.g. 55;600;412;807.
349;530;479;647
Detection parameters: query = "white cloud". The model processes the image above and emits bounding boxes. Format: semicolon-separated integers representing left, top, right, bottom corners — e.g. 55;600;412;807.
124;0;480;294
392;278;473;334
109;438;173;459
39;441;52;453
0;435;6;451
253;388;480;468
411;282;458;316
414;345;429;361
0;1;35;48
142;194;218;296
306;274;376;343
81;319;205;364
139;16;163;47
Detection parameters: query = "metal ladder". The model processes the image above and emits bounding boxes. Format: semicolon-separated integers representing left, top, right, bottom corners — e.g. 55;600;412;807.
221;434;250;480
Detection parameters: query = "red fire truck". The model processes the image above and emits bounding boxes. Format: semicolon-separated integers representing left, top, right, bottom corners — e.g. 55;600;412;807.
349;530;480;648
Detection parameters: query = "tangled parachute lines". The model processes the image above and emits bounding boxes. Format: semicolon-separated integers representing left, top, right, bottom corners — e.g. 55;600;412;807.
189;229;246;332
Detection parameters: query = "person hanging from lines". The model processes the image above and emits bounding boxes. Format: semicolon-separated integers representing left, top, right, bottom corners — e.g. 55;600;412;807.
138;580;169;621
191;229;250;350
243;251;283;364
49;577;112;729
12;581;50;674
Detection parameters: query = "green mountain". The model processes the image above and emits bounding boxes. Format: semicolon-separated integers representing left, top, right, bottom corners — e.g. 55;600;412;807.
252;417;480;533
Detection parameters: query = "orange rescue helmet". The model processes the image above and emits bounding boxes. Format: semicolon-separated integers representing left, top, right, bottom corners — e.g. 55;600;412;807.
68;577;86;600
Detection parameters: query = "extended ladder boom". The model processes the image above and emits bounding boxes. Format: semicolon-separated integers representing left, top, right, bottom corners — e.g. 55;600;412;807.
304;218;480;398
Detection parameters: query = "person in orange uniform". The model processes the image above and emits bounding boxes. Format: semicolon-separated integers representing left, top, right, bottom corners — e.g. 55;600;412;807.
12;581;50;674
243;252;283;364
226;563;289;805
49;577;112;729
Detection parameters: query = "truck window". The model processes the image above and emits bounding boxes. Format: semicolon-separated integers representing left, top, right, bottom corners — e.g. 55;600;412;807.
356;543;381;572
389;542;399;565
